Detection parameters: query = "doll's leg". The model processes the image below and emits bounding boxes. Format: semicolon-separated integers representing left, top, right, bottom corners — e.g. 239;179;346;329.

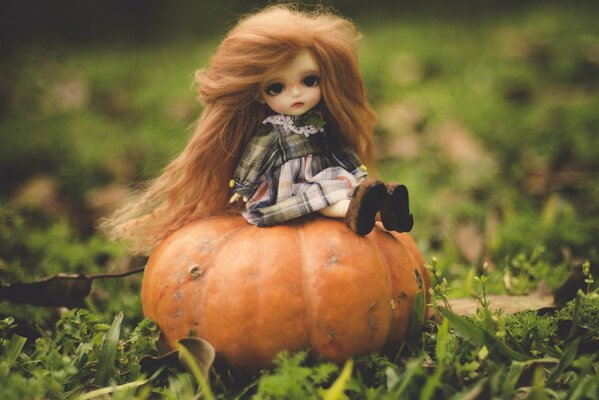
379;183;413;232
345;179;387;234
318;199;350;218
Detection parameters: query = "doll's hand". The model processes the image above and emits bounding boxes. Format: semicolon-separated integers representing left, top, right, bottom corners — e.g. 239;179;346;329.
229;193;248;203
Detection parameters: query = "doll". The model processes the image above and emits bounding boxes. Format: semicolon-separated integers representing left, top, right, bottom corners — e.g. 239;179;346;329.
103;5;412;254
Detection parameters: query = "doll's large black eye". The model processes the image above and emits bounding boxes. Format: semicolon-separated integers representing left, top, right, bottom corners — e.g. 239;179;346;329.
265;83;285;96
302;75;320;87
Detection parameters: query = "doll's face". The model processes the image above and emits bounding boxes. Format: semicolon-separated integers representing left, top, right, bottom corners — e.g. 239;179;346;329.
261;50;322;116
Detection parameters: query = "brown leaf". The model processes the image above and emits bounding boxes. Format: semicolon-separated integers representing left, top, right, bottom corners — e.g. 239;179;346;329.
140;337;217;397
453;221;484;264
178;337;216;379
140;350;180;375
429;121;492;166
522;150;590;196
10;176;62;216
48;75;90;112
497;27;552;65
87;185;133;218
378;100;428;135
374;134;422;160
103;145;146;183
164;97;197;123
443;292;554;317
0;268;144;308
0;274;92;308
388;53;424;86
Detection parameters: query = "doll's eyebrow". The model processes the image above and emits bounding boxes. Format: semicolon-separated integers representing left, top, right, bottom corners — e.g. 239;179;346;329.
264;78;284;86
265;70;320;86
300;70;320;77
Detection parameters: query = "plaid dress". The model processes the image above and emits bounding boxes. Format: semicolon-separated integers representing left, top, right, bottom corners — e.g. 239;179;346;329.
231;113;367;226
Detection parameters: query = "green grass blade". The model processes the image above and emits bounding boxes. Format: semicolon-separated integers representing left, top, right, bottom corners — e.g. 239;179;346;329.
438;307;485;345
567;294;582;340
449;377;488;400
502;361;524;397
530;366;548;400
78;378;148;400
389;356;423;397
481;331;528;362
3;334;27;368
439;307;528;362
547;337;580;386
322;358;353;400
567;376;596;400
436;318;450;364
420;319;451;400
79;366;164;399
385;366;400;391
406;290;425;352
94;312;123;386
420;364;443;400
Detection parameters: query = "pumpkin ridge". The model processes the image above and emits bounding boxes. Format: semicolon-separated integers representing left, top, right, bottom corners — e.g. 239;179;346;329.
370;230;396;349
397;233;431;320
396;233;431;304
396;234;427;293
295;221;313;353
390;233;426;336
197;221;253;336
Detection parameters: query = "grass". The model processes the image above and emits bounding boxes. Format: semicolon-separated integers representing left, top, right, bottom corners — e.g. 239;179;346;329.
0;2;598;398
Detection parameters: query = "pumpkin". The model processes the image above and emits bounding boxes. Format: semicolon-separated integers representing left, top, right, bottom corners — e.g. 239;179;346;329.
141;215;430;372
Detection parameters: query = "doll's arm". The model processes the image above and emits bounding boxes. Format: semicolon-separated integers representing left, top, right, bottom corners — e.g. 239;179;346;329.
230;125;279;199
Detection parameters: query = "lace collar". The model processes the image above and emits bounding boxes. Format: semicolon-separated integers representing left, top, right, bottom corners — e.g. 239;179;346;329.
263;111;326;137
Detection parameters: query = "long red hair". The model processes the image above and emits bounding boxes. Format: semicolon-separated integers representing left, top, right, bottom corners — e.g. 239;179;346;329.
103;5;377;254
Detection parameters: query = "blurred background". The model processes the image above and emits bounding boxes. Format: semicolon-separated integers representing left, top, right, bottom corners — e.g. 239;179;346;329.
1;0;598;323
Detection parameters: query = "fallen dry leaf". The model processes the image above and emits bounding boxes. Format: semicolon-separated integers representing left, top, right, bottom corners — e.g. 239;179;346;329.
178;337;216;379
374;133;422;160
484;210;501;249
497;27;552;65
378;99;428;135
438;282;555;318
0;268;145;308
103;145;146;183
48;75;90;112
0;274;92;308
429;121;493;166
164;97;197;123
88;185;133;217
445;294;554;317
140;337;217;389
10;176;62;216
453;221;484;264
388;52;424;86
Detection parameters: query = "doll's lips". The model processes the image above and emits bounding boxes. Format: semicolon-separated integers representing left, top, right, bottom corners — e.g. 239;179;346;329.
291;102;304;108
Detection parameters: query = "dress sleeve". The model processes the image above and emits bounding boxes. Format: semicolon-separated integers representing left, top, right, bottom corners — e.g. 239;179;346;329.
230;124;279;198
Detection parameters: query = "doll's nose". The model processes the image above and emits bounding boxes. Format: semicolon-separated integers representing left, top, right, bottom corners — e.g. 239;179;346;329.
290;86;301;97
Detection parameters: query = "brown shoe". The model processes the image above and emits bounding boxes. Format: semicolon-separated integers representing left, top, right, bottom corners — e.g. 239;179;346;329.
345;179;387;235
380;183;413;232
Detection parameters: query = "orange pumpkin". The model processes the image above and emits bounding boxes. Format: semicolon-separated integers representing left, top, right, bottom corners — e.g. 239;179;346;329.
141;215;430;372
